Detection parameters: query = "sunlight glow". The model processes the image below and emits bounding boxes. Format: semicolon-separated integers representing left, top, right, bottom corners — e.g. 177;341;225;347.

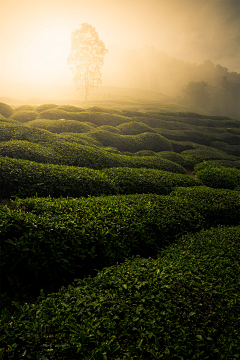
15;25;71;83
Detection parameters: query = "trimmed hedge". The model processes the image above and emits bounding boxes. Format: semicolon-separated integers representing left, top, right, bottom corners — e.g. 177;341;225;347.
27;119;94;133
13;105;36;112
56;105;84;112
181;145;235;162
194;162;240;190
10;110;38;123
0;103;14;118
0;156;195;198
0;140;59;165
0;188;239;297
89;130;173;152
35;104;58;113
1;225;239;359
117;121;156;135
37;108;74;120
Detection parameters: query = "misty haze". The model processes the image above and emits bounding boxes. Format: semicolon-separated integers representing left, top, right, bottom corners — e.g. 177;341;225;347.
1;0;240;359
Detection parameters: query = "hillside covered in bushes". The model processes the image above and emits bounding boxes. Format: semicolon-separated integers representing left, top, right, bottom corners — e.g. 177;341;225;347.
0;101;240;359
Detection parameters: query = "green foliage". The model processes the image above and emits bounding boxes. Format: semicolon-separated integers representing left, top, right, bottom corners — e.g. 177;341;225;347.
181;145;235;162
0;140;59;165
134;150;157;156
35;103;58;113
0;156;192;198
1;188;239;298
87;105;123;115
13;105;37;112
96;125;120;133
0;102;14;118
28;119;94;133
56;105;84;112
194;162;240;190
117;121;156;135
10;110;38;123
37;108;74;120
0;122;58;145
1;225;240;359
89;130;173;152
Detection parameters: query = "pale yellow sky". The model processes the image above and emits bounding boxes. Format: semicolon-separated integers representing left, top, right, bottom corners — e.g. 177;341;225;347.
0;0;239;98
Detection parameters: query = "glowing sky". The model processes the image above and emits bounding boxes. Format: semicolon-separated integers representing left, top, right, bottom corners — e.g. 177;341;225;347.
0;0;239;98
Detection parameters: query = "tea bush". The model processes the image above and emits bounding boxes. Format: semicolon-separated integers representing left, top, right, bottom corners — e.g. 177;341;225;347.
117;121;156;135
13;105;36;112
0;156;193;198
181;145;235;162
194;162;240;190
56;105;84;112
28;119;94;133
0;123;58;145
37;108;74;120
96;125;120;133
35;104;58;113
10;110;38;123
0;102;14;118
210;141;240;157
0;140;59;165
89;130;173;152
1;225;239;359
102;167;201;195
1;189;239;298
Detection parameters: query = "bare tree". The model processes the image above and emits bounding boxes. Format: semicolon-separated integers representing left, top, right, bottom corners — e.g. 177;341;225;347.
67;23;108;102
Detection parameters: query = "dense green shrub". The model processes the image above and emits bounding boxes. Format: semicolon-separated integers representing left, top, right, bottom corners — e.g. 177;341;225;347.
28;119;94;133
56;105;84;112
134;150;157;156
170;140;196;153
210;141;240;156
37;108;74;120
13;105;36;112
0;140;59;165
194;162;240;190
181;145;235;162
58;132;102;147
157;151;187;167
0;113;7;121
1;188;239;298
0;102;14;118
117;121;156;135
1;225;239;359
89;130;173;152
0;123;57;145
102;167;201;195
35;104;58;113
87;105;123;115
10;110;38;123
0;156;192;198
96;125;120;133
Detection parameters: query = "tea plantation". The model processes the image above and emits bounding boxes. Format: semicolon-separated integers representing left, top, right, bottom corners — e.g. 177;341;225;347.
0;101;240;359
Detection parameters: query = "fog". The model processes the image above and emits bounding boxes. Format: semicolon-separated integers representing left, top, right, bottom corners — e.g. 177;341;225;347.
0;0;239;101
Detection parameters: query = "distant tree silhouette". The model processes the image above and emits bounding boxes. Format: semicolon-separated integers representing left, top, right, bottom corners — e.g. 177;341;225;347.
67;23;108;102
183;81;210;109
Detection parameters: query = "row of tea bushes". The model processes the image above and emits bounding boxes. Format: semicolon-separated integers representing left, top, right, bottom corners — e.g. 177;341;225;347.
10;110;38;123
0;102;14;118
0;156;198;198
1;225;239;359
181;144;237;162
28;119;95;133
88;130;173;152
1;188;239;298
194;161;240;190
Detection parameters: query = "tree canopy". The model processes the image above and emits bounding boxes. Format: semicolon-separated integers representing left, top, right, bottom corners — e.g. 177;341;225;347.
67;23;109;102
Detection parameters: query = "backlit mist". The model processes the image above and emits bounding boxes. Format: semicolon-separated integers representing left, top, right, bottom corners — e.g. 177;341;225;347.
0;0;239;101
